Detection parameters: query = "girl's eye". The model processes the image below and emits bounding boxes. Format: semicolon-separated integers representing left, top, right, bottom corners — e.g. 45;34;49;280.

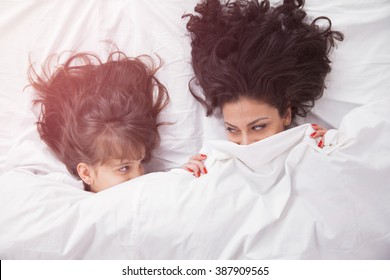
252;124;266;131
118;166;130;173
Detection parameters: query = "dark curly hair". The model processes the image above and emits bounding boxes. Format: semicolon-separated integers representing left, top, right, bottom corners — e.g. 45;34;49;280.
29;50;169;190
183;0;344;118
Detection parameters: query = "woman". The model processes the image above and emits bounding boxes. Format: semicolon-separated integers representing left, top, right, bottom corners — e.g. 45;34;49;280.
182;0;343;176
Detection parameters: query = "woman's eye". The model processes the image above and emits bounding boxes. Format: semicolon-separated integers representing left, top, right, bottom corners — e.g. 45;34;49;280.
252;124;266;131
226;127;238;133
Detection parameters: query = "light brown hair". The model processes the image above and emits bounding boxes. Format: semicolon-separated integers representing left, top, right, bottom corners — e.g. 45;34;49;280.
29;50;169;190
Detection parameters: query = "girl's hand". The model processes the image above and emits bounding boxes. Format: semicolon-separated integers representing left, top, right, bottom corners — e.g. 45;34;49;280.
183;154;208;177
310;123;327;148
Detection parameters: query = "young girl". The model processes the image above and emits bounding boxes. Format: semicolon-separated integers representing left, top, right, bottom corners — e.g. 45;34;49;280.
29;50;169;192
182;0;343;176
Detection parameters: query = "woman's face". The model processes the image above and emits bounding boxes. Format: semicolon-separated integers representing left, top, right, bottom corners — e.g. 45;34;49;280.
221;97;291;145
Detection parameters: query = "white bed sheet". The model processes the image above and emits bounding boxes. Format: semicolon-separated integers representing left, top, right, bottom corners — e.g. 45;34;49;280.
1;0;390;259
1;96;390;259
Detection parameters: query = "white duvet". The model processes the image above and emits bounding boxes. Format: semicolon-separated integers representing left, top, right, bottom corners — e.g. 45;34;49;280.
1;0;390;259
1;97;389;259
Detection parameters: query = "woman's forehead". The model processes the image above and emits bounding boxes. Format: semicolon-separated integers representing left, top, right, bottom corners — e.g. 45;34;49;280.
222;97;277;116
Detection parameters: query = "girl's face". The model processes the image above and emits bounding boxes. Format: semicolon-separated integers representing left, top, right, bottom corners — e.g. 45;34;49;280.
78;157;145;193
90;158;145;192
222;97;291;145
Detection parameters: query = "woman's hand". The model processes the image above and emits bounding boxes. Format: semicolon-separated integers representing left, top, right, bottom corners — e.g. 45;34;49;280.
310;124;327;148
183;154;208;177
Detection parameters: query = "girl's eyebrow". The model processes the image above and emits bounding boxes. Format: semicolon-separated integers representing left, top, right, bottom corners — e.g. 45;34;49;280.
224;117;269;128
112;160;138;167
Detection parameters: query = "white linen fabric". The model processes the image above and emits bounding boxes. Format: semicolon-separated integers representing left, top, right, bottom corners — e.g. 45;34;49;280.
0;0;390;259
1;97;389;259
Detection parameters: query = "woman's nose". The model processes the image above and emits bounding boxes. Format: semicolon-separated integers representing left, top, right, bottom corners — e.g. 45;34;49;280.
240;133;256;145
240;133;249;145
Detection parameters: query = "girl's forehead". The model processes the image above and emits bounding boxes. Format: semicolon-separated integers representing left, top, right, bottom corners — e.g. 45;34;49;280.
94;140;145;163
107;146;145;159
97;154;144;168
104;157;143;166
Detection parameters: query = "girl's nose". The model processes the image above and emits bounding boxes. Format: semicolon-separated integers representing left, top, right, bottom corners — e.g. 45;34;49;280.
135;165;145;177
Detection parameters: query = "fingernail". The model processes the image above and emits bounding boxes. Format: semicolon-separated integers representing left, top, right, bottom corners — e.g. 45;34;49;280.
318;140;323;148
310;132;316;137
187;168;194;173
311;123;318;127
203;168;208;174
200;154;207;158
197;170;201;177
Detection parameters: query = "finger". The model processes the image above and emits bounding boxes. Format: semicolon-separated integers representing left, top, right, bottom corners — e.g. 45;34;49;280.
311;123;326;131
183;163;198;175
183;165;193;173
193;166;201;177
315;129;327;138
310;129;327;138
190;154;208;161
188;159;208;175
318;136;325;148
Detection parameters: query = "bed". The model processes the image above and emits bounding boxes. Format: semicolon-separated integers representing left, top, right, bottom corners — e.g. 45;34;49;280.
0;0;390;259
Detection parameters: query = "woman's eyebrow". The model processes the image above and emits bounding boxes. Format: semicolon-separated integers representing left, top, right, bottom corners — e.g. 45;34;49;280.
224;122;238;128
224;117;269;128
247;117;269;127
